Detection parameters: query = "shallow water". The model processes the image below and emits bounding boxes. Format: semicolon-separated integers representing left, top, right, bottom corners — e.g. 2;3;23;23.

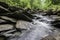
8;14;60;40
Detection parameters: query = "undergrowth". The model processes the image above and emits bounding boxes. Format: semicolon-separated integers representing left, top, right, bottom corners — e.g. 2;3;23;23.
0;0;60;11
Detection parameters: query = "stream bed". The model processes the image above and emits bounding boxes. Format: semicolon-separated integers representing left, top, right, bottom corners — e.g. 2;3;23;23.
6;14;60;40
0;2;60;40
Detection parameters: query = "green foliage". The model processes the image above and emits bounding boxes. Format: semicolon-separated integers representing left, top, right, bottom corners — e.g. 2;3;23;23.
0;0;60;10
52;0;60;5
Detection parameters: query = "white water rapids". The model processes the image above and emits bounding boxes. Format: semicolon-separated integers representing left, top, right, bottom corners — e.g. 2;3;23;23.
9;14;60;40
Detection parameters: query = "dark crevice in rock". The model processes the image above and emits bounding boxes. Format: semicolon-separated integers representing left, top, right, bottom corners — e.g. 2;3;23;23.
0;35;7;40
0;2;9;9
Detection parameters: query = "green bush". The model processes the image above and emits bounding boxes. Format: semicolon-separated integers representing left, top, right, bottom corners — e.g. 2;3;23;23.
0;0;60;10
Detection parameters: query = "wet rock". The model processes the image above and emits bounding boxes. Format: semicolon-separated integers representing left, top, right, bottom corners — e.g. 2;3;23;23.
0;24;13;31
0;35;7;40
20;13;33;22
1;12;33;22
0;2;33;22
51;15;60;19
23;10;34;19
0;2;11;13
5;31;21;38
16;20;33;30
57;13;60;16
54;33;60;40
50;15;60;28
0;16;16;23
0;29;18;37
40;12;47;16
0;19;6;23
51;19;60;28
0;2;23;13
0;18;11;24
54;10;60;16
36;17;41;19
0;5;10;13
0;2;9;9
25;8;32;14
9;6;21;12
41;35;56;40
0;4;10;13
45;9;53;16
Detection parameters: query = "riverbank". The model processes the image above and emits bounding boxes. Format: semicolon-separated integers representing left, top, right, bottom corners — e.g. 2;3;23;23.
0;2;60;40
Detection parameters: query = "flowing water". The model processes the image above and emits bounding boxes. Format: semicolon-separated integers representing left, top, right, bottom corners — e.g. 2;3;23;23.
8;14;60;40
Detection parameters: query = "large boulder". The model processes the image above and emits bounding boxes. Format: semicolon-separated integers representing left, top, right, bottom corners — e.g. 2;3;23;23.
16;20;33;30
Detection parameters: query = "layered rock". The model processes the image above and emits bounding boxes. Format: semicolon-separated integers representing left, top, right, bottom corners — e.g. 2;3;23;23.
0;24;13;31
